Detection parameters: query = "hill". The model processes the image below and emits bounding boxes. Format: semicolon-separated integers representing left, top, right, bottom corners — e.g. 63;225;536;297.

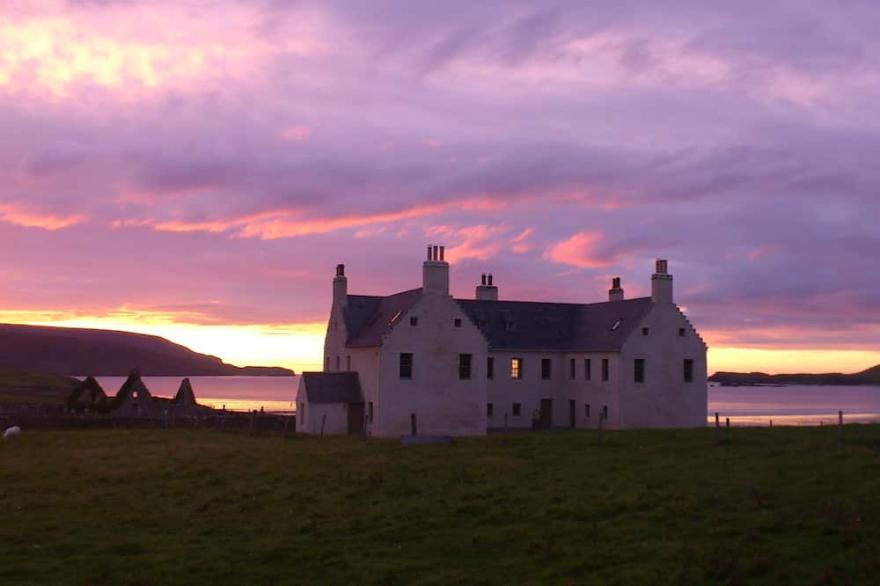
0;323;294;377
0;368;80;404
710;364;880;386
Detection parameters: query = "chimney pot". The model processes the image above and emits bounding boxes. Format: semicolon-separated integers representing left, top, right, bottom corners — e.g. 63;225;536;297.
427;245;432;260
481;273;487;286
439;246;445;261
336;264;345;277
488;274;493;286
432;245;439;261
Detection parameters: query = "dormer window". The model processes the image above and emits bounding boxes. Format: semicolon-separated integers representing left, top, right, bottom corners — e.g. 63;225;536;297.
410;316;418;327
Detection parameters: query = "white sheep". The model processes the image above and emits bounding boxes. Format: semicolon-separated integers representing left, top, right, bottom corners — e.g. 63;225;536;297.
3;426;21;440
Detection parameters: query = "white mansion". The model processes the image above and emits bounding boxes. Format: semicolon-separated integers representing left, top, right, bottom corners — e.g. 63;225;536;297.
296;245;707;436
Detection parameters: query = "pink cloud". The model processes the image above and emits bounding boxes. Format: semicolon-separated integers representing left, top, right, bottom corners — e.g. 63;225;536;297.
280;126;311;142
0;203;85;230
543;231;611;269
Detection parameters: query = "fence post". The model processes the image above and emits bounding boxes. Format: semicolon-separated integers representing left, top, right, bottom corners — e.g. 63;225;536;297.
838;410;843;426
283;416;290;438
725;417;730;429
320;414;326;439
715;412;720;428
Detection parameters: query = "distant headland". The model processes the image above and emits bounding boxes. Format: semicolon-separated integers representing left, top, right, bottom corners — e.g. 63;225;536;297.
0;323;295;377
709;364;880;386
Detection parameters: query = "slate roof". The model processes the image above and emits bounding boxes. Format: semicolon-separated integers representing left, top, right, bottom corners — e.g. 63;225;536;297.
300;372;363;404
342;287;655;352
344;288;422;347
456;297;654;351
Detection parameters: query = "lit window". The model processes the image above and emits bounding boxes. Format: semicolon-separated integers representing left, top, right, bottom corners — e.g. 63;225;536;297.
399;353;413;379
541;358;552;380
459;354;472;380
511;358;523;380
512;403;522;416
410;316;418;326
634;359;645;383
684;359;694;383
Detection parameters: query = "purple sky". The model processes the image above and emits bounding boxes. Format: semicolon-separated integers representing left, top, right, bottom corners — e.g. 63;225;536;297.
1;0;879;372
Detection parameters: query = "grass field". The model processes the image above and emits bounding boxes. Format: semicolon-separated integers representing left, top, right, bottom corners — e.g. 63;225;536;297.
1;426;879;585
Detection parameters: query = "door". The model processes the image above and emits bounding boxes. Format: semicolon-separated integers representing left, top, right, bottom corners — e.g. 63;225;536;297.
539;398;553;429
569;399;576;429
347;402;365;435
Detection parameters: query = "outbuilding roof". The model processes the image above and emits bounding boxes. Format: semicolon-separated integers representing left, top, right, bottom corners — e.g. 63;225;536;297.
342;287;654;351
300;372;363;404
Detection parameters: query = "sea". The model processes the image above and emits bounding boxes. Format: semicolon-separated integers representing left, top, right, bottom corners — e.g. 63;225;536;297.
90;376;880;426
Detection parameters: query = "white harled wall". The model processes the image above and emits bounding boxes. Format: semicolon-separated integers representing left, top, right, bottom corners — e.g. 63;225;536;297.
618;304;707;428
374;293;488;437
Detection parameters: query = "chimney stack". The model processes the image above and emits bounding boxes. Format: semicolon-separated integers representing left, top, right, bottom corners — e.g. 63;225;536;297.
333;263;348;308
476;272;498;301
423;243;450;295
608;277;624;302
651;259;673;304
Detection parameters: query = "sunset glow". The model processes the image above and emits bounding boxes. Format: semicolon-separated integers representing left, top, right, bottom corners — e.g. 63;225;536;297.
1;1;878;374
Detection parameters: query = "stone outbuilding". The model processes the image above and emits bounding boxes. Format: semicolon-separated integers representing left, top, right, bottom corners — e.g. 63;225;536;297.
295;372;364;435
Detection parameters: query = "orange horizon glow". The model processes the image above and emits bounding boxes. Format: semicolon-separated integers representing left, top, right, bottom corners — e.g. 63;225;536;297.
1;310;878;376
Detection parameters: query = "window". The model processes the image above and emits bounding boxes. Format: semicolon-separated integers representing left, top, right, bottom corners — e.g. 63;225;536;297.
454;318;462;328
569;358;576;380
642;327;649;336
487;356;494;379
512;403;522;416
511;357;523;380
399;353;413;379
634;358;645;383
679;327;686;337
335;355;340;371
487;403;494;417
410;316;418;326
584;358;592;381
459;354;472;380
346;355;351;370
602;358;609;381
602;405;608;420
367;401;374;423
585;404;591;418
541;358;552;380
684;359;694;383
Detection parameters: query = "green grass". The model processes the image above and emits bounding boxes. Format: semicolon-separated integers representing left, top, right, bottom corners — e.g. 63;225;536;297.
1;426;879;585
0;368;78;404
